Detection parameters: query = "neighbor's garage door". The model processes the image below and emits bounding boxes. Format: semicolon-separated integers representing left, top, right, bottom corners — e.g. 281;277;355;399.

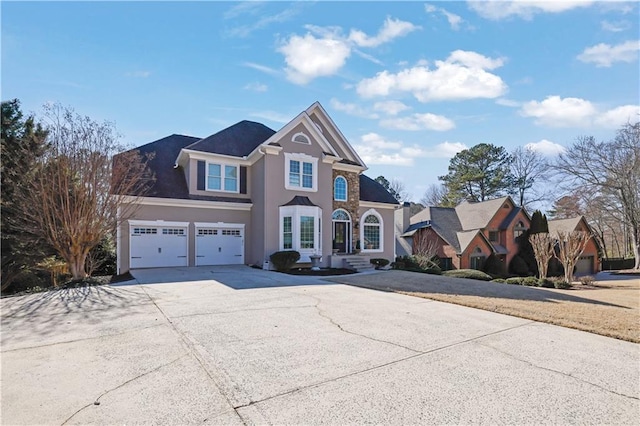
130;222;188;269
576;256;594;275
195;224;244;266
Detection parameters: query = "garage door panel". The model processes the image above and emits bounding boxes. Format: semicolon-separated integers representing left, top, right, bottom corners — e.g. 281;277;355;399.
576;256;593;276
130;226;188;269
196;226;244;266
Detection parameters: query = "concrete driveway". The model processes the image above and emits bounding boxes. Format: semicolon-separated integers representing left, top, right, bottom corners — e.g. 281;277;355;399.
1;266;638;424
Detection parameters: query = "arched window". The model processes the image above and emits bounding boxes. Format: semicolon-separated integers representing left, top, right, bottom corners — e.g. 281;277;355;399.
292;132;310;144
361;209;383;252
334;176;347;201
514;221;526;239
332;209;350;221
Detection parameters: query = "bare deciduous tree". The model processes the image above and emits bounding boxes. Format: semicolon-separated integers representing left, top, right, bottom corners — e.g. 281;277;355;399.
412;228;440;270
511;146;549;209
556;122;640;269
529;233;554;279
21;103;152;280
554;231;590;283
420;183;448;207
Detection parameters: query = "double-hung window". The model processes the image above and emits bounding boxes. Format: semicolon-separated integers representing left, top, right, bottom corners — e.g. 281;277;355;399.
207;163;238;193
285;153;317;192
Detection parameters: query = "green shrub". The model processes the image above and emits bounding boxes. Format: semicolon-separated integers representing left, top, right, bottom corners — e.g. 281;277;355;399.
538;278;554;288
505;277;523;285
552;278;571;289
269;250;300;272
370;258;390;269
521;276;539;286
491;278;506;283
483;253;504;276
443;269;492;281
508;255;530;277
547;258;564;277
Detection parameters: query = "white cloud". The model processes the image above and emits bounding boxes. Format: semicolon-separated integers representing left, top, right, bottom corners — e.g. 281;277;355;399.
348;17;420;48
520;96;597;127
468;0;594;20
243;62;280;76
577;40;640;67
244;82;268;92
601;20;630;32
277;17;419;85
249;110;291;124
520;95;640;128
278;32;351;84
353;133;465;166
425;3;465;30
330;98;378;119
373;100;410;115
593;105;640;128
496;98;521;107
356;50;507;102
380;113;455;131
525;139;566;156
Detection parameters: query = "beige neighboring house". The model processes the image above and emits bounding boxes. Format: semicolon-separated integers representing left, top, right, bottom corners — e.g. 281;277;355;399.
547;216;601;275
115;102;399;274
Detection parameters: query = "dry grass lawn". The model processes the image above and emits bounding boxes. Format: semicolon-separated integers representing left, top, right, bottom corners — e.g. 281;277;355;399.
331;271;640;343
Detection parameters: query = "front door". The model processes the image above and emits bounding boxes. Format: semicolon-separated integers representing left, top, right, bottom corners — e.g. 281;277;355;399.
333;222;348;253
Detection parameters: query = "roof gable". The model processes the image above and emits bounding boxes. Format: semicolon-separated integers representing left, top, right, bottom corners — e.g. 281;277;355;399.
547;216;585;237
455;196;513;230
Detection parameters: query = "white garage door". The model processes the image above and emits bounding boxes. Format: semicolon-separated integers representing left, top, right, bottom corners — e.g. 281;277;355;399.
130;221;188;269
195;223;244;266
576;256;594;275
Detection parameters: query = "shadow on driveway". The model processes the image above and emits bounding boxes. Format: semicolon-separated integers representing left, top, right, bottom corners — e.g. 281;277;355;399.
328;270;631;309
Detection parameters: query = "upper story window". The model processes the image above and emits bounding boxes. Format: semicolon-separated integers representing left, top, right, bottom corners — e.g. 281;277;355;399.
514;221;526;239
285;153;318;192
207;163;238;193
489;230;499;243
334;176;347;201
292;132;310;144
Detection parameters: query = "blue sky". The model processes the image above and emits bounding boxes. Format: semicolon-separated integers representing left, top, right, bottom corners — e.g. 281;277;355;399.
3;1;639;203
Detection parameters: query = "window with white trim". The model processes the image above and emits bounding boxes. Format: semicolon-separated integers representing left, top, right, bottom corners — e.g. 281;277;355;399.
292;132;310;144
334;176;347;201
283;217;293;249
285;153;318;192
279;205;322;259
133;228;157;235
162;228;185;235
360;209;383;252
207;163;238;193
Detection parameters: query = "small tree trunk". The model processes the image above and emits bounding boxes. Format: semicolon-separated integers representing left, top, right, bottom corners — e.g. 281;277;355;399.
68;252;88;280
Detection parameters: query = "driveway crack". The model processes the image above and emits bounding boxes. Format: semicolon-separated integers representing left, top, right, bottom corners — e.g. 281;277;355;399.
60;355;187;425
476;341;640;401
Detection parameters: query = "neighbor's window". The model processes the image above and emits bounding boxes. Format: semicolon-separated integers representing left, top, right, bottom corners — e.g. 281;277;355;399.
334;176;347;201
207;163;238;192
514;221;526;239
489;230;499;242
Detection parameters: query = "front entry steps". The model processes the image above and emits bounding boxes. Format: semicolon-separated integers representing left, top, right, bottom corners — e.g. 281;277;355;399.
341;256;374;272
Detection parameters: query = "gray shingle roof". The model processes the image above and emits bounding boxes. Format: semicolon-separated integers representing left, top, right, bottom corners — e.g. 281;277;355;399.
547;217;583;238
455;196;511;230
185;120;276;157
117;134;250;203
359;175;400;205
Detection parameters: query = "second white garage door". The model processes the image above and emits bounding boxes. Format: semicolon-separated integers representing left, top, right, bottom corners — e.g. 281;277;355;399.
195;223;244;266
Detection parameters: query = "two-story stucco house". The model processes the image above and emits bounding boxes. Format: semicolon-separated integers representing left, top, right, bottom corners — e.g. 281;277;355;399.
115;102;399;274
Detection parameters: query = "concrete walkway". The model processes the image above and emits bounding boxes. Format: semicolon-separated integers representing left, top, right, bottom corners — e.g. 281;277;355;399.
1;267;638;424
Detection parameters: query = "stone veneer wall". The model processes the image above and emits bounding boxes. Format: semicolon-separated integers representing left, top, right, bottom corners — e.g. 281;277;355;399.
332;169;360;252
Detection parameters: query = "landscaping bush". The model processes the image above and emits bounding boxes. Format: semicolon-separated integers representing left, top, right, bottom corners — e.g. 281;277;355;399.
505;277;523;285
443;269;492;281
491;278;506;283
394;255;442;274
370;258;390;269
521;276;539;287
269;250;300;272
551;277;571;289
547;257;564;277
483;253;504;277
508;255;530;276
538;278;554;288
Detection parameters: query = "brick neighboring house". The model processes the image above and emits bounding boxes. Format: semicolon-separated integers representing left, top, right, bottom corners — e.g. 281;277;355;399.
396;196;530;272
114;102;399;274
548;216;601;275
